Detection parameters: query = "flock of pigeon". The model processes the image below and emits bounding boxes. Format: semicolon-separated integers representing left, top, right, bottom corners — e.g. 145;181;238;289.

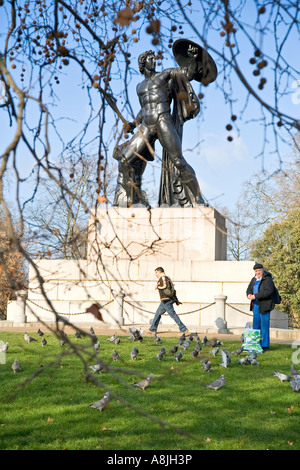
1;326;299;413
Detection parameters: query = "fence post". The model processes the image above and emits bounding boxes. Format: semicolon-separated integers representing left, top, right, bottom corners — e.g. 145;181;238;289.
7;290;27;324
214;294;228;333
112;291;125;326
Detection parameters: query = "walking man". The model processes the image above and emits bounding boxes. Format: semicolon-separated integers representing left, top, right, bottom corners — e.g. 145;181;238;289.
146;267;189;337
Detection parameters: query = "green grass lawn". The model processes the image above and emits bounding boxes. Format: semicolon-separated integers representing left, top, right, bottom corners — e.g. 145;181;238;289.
0;330;299;450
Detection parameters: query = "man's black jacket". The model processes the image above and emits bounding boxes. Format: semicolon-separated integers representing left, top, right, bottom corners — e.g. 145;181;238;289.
246;270;275;314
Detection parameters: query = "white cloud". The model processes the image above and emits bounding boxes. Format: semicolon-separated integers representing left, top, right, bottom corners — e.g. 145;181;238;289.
200;132;250;169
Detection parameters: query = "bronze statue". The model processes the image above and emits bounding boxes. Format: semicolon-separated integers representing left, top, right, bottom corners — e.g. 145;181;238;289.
113;39;217;207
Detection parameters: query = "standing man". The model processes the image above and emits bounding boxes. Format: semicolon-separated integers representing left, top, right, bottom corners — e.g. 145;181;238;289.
146;267;189;337
246;263;275;350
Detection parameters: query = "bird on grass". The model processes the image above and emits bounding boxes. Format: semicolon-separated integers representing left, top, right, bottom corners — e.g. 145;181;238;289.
130;347;139;360
75;330;82;339
209;347;219;357
37;328;44;336
273;370;291;382
107;333;117;342
129;328;144;342
133;373;153;391
89;363;104;373
112;349;119;361
192;348;199;358
174;351;182;362
169;345;178;355
12;359;21;373
41;337;47;347
231;346;244;356
178;333;186;346
89;392;110;412
94;341;100;351
202;361;211;372
206;374;225;391
181;339;191;350
157;351;164;361
218;349;231;368
290;379;300;392
24;332;37;343
290;365;300;378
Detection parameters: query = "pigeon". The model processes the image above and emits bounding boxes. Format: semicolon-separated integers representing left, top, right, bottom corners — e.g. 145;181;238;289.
192;348;199;358
200;357;210;364
41;337;47;347
60;338;66;347
249;358;260;366
188;334;194;342
209;347;219;357
169;345;178;354
231;346;244;356
290;379;300;392
159;345;166;356
249;351;257;360
207;338;218;347
290;365;300;377
219;349;231;368
202;336;208;346
194;341;202;352
24;332;37;343
75;330;82;339
130;347;139;360
112;349;119;361
273;370;291;382
174;351;182;362
182;339;191;350
0;342;8;353
202;361;212;372
129;328;144;342
133;373;153;390
107;333;117;342
154;334;162;343
37;328;44;336
89;391;110;412
113;337;120;345
94;341;100;351
12;359;21;373
178;333;186;346
206;374;225;391
89;363;104;373
156;352;164;361
238;356;250;365
90;327;95;335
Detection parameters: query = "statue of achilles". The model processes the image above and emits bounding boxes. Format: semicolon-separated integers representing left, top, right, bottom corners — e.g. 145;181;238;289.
112;39;217;208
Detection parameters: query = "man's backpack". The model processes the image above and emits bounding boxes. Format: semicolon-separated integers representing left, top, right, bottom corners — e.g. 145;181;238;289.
273;286;282;305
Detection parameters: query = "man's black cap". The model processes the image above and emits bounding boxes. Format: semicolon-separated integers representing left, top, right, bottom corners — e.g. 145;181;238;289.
253;263;264;270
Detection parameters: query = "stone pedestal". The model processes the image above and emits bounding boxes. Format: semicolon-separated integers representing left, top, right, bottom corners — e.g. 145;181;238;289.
88;206;227;262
